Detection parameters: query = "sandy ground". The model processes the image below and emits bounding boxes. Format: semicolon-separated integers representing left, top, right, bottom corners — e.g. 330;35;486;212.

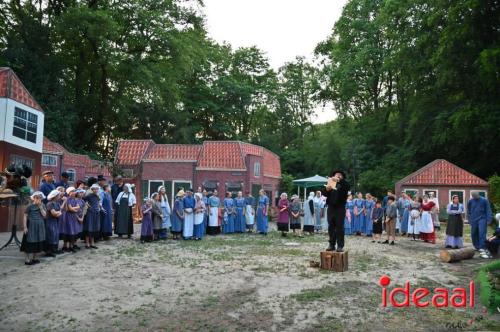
0;222;499;332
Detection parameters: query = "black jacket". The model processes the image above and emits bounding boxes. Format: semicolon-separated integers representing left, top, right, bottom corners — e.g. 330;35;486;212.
321;179;350;209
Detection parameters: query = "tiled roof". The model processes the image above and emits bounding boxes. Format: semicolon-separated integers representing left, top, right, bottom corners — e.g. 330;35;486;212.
115;140;153;165
262;149;281;178
241;142;263;157
0;67;43;112
144;144;201;162
197;141;246;170
43;137;65;155
398;159;488;186
64;152;92;168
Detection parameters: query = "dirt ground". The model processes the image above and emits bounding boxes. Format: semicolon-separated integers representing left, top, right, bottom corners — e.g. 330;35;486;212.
0;223;499;332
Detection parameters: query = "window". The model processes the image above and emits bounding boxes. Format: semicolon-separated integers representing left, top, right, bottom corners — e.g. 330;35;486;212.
423;189;438;199
149;180;164;198
12;107;38;143
449;190;465;204
254;162;261;177
66;169;75;182
10;155;34;170
470;190;487;199
42;154;57;166
403;188;418;199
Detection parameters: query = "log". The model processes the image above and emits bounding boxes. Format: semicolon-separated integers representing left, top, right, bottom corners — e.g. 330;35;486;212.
320;251;348;272
440;247;475;263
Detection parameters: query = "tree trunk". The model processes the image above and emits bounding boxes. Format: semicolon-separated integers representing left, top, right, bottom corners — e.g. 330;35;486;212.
320;251;348;272
440;247;475;263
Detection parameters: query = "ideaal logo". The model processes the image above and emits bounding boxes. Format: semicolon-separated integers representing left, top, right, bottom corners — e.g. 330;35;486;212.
379;275;475;308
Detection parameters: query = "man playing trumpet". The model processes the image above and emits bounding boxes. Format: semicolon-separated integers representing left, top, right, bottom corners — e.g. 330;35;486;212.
322;170;350;252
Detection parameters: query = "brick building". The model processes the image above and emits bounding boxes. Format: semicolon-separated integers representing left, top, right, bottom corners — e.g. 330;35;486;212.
42;137;111;183
114;140;281;207
395;159;489;215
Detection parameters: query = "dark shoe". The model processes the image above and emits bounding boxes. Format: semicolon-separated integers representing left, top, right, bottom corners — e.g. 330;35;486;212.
85;246;91;249
127;235;132;239
73;245;81;250
390;241;395;245
325;246;335;252
377;241;381;243
25;260;34;265
453;246;459;249
382;240;389;244
45;253;56;258
32;259;40;264
118;235;123;238
90;245;98;249
336;248;344;252
371;240;376;243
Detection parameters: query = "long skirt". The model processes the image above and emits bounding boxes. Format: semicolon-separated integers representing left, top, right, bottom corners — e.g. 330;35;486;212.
234;207;245;233
407;210;420;235
60;212;80;242
21;218;45;253
277;221;289;232
419;211;435;243
84;210;101;238
183;212;194;239
372;218;383;234
140;216;154;242
314;208;322;231
364;212;373;236
115;205;133;236
194;212;204;239
223;213;235;234
401;209;409;234
160;207;170;239
352;213;362;233
207;207;220;235
256;207;268;234
101;210;113;237
445;214;463;248
45;217;59;250
290;216;301;230
344;216;352;235
245;205;255;230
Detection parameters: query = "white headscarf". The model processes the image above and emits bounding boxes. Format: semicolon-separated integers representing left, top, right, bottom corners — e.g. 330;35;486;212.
116;183;137;206
308;192;314;201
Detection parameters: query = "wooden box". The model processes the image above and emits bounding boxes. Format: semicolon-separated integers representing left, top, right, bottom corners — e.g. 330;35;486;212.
320;251;348;272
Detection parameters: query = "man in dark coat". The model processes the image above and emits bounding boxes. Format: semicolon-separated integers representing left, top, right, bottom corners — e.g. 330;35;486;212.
322;169;350;252
111;175;125;228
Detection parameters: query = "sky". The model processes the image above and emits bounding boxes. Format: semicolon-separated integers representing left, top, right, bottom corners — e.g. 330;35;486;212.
202;0;349;123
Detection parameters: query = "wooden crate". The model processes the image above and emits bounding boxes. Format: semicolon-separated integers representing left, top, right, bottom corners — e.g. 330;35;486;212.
320;251;348;272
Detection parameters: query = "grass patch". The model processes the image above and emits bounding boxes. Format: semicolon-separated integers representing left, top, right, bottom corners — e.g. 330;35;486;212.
290;286;336;303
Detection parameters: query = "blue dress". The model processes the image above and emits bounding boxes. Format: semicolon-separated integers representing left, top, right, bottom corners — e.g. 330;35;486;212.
202;195;209;235
171;198;184;234
344;200;354;235
256;195;269;234
353;198;365;233
101;192;113;237
234;197;246;233
84;193;101;238
402;199;411;234
45;201;61;250
160;195;171;239
140;205;154;242
364;199;375;236
223;198;235;234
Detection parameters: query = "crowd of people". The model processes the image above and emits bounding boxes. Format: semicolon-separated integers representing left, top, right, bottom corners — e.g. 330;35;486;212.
17;169;500;266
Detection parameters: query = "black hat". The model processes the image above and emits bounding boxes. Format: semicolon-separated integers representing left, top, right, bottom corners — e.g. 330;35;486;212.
61;172;69;178
87;177;98;187
330;169;346;178
97;175;106;182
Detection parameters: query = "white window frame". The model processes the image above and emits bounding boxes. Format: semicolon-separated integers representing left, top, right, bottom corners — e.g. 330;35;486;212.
172;180;192;207
12;107;38;144
42;154;58;166
66;169;76;182
449;189;465;204
148;180;164;198
403;188;419;198
469;190;488;199
423;188;438;199
254;162;261;177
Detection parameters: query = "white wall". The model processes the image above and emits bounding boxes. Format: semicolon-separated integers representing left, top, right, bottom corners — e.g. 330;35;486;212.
0;97;44;153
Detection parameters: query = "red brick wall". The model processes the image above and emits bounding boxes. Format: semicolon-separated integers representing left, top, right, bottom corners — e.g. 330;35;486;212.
41;154;62;180
142;162;195;180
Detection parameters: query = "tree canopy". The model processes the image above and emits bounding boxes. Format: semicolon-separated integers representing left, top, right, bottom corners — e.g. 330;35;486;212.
1;0;499;197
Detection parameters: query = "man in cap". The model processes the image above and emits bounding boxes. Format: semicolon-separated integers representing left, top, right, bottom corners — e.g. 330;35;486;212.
55;172;70;190
111;175;125;229
40;171;56;203
321;169;350;252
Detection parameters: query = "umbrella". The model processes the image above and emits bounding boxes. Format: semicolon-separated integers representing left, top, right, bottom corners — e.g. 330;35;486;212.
292;175;328;200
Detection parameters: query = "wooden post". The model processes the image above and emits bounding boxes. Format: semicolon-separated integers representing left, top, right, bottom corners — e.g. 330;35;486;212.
320;251;348;272
439;247;475;263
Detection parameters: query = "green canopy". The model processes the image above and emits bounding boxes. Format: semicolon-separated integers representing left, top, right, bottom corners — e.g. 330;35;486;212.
292;175;328;188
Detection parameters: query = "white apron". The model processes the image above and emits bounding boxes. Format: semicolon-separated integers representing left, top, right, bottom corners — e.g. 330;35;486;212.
245;205;255;225
183;209;194;237
209;207;219;227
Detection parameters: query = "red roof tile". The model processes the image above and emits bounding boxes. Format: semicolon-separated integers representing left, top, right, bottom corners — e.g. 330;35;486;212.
0;67;43;112
144;144;201;161
241;142;263;157
398;159;488;186
43;137;66;155
262;149;281;178
115;140;154;165
197;141;246;170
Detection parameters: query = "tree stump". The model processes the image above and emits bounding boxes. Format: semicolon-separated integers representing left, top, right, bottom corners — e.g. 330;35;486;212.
320;251;348;272
440;247;475;263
